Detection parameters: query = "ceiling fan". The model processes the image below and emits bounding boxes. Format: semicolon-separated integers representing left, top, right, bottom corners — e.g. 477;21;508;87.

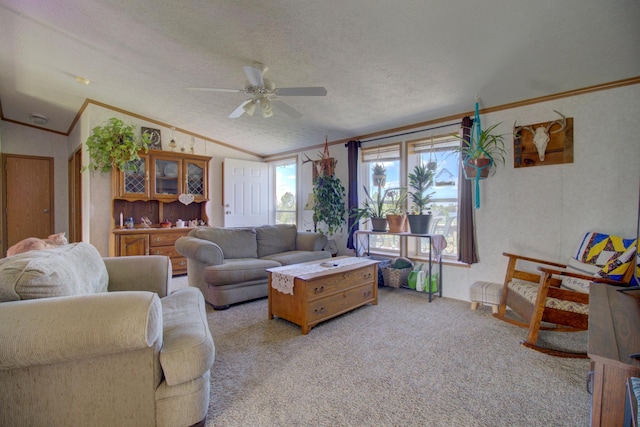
187;63;327;119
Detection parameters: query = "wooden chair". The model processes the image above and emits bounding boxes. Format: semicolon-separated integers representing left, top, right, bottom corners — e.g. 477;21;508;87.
494;232;637;358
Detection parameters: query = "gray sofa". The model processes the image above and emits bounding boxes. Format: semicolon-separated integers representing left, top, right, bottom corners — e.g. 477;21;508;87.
0;242;215;427
175;224;331;309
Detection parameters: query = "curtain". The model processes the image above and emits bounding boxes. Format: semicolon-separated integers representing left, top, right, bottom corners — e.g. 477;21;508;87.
458;116;478;264
345;140;361;249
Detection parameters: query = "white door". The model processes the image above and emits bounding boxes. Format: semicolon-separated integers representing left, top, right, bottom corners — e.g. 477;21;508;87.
223;158;269;227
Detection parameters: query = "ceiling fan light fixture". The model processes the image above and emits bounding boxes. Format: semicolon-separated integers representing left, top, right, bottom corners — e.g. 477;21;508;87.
29;113;48;125
261;99;273;118
243;100;256;116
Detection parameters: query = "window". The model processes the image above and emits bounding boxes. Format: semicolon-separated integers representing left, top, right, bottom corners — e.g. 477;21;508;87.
408;135;460;259
274;160;297;225
360;143;401;255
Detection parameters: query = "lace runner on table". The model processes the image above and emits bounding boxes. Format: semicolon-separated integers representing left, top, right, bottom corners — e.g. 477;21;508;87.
270;257;369;295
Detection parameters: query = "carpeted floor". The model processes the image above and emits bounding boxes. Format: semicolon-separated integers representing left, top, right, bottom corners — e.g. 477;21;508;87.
172;276;590;426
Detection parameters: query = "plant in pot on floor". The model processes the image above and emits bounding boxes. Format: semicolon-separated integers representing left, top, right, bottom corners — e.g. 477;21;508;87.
453;122;507;179
83;117;152;173
407;163;435;234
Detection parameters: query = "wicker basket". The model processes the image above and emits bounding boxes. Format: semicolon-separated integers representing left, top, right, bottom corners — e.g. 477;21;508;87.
382;266;412;288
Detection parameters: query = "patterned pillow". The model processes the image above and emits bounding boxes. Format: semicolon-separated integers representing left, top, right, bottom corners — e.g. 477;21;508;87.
594;244;637;281
574;232;635;266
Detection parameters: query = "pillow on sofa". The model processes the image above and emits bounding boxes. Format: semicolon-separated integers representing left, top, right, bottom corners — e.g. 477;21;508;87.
190;227;258;259
256;224;297;258
0;242;108;302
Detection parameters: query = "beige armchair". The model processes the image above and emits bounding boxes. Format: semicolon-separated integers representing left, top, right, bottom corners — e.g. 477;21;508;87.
0;242;215;427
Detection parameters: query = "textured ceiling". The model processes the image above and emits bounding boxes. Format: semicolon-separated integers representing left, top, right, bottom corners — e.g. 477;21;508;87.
1;0;639;157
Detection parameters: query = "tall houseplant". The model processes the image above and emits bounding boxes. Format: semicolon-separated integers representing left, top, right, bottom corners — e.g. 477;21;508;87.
83;117;151;173
407;163;435;234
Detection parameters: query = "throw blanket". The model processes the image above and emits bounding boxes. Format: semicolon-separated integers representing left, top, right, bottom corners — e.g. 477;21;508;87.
270;257;369;295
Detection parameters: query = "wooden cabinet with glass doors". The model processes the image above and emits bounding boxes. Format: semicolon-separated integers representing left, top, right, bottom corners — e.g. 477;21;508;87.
110;150;211;275
113;151;209;202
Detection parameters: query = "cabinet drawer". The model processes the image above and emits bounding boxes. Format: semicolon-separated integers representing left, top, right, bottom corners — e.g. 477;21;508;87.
306;266;375;300
149;231;187;247
171;257;188;272
149;245;181;258
307;283;375;322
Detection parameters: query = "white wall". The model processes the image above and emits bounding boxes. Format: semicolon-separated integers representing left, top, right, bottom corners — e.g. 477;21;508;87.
0;122;69;235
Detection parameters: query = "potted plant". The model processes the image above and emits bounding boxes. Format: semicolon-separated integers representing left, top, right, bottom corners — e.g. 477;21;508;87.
453;122;507;179
385;188;408;233
371;163;387;187
312;173;346;235
307;141;347;236
407;163;435;234
83;117;152;173
350;186;406;232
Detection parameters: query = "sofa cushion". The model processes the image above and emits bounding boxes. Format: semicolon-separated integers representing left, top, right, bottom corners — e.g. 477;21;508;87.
256;224;297;258
262;250;331;266
204;258;281;286
190;227;257;259
160;287;215;386
0;242;108;302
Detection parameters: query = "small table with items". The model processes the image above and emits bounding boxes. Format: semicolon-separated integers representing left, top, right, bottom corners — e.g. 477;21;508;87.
354;230;445;302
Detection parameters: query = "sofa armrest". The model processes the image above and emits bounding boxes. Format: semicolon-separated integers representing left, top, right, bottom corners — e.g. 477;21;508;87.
175;236;224;265
103;255;172;297
0;292;162;370
296;232;328;251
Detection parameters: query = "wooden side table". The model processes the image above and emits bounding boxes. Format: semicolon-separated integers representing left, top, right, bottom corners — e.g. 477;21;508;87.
588;285;640;426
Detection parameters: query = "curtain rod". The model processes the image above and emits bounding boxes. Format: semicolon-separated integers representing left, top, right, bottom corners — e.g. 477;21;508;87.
360;121;460;144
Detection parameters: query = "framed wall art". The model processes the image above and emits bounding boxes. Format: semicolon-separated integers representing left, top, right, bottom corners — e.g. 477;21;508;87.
142;127;162;150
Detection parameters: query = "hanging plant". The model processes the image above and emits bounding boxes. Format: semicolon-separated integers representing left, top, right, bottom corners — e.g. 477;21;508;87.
371;163;387;187
82;117;152;173
306;138;346;236
312;174;346;235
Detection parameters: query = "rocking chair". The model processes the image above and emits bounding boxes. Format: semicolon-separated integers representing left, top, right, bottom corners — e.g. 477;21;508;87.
494;232;637;358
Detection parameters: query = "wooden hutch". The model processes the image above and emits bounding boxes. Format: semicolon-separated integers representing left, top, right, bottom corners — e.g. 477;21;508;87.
109;150;211;275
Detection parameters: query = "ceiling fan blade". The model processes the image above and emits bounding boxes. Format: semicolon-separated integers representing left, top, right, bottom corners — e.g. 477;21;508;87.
272;100;303;119
277;87;327;96
228;100;253;119
187;87;242;93
243;65;264;87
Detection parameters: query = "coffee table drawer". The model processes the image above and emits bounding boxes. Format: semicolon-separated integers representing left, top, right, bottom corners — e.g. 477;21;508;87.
306;266;375;300
307;283;375;322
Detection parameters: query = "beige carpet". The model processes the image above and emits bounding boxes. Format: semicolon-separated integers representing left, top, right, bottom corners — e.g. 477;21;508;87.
172;276;590;426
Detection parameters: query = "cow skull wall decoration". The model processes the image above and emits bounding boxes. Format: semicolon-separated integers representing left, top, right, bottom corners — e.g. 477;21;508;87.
514;110;566;161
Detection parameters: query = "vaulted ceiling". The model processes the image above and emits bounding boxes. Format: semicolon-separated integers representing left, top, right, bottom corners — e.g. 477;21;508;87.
1;0;639;157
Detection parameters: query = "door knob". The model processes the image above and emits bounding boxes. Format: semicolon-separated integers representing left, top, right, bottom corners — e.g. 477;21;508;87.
43;208;49;213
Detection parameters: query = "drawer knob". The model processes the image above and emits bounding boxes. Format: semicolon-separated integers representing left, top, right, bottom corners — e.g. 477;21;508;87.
154;251;162;255
314;285;325;294
179;261;186;266
154;237;161;243
314;307;326;315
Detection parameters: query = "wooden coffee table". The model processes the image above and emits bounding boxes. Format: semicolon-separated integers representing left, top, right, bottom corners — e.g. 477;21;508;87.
267;257;378;334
